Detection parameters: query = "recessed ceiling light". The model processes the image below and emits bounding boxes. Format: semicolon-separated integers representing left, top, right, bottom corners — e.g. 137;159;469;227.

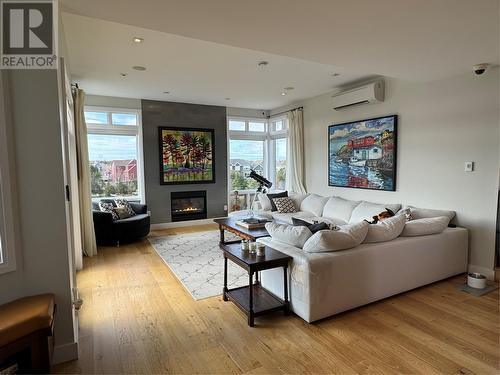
284;86;294;91
132;66;146;71
331;73;340;77
258;61;269;67
120;73;127;77
281;92;287;96
132;37;144;43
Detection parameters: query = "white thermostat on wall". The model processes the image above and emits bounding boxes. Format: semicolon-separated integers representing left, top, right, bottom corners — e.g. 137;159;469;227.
464;161;474;172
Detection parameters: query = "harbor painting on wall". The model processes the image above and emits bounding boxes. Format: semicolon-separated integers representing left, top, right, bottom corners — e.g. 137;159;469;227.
159;127;215;184
328;115;397;191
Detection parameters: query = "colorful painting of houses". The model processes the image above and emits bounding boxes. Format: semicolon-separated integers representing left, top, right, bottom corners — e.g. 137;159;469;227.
328;115;397;191
160;127;215;184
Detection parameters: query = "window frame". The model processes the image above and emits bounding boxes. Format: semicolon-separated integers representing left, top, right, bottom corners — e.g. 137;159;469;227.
0;75;17;275
85;106;145;203
227;116;288;211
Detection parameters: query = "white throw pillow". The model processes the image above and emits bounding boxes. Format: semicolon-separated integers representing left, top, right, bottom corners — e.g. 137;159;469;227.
300;194;329;216
257;193;272;211
322;196;361;223
349;201;401;223
265;222;312;248
302;221;369;253
400;216;450;237
363;214;407;243
404;205;455;222
289;193;309;209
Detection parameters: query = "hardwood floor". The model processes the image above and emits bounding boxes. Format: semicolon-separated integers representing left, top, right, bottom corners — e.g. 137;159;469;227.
53;225;499;374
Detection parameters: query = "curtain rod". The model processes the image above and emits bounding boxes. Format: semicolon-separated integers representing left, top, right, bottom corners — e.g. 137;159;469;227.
267;106;303;119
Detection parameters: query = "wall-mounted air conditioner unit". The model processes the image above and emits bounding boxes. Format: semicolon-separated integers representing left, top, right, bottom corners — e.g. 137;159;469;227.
332;80;384;110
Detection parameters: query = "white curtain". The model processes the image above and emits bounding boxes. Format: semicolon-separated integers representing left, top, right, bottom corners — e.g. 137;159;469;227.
74;89;97;257
286;109;307;194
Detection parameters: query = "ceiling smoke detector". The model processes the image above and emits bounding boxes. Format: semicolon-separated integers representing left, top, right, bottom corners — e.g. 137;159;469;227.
163;91;170;94
258;61;269;67
284;86;294;91
132;66;146;71
331;73;340;77
225;98;231;100
132;37;144;43
120;73;127;77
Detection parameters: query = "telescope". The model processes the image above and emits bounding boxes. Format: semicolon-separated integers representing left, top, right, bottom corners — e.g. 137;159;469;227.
248;170;272;192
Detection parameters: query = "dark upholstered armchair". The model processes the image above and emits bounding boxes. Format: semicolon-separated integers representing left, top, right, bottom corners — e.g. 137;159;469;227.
92;199;151;246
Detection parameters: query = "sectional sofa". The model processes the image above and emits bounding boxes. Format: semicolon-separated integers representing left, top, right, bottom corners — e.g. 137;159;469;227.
252;193;468;323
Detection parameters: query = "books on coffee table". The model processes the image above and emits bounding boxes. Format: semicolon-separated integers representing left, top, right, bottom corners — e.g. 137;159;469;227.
235;217;271;229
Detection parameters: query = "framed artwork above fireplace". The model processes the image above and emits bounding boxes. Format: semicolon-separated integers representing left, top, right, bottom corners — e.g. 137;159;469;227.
159;127;215;185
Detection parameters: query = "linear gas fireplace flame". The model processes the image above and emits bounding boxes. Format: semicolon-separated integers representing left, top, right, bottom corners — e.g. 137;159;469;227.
171;191;207;222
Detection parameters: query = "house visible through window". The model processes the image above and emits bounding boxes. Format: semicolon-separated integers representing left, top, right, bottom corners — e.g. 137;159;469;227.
228;117;288;212
85;107;144;202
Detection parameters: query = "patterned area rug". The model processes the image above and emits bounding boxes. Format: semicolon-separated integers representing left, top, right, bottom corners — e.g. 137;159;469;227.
148;231;247;300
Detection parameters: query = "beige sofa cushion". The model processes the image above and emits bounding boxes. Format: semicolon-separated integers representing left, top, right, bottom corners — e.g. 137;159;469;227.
265;221;312;248
404;205;455;221
349;201;402;223
300;194;329;216
364;214;407;243
271;211;315;224
322;196;361;222
303;221;369;253
401;216;450;236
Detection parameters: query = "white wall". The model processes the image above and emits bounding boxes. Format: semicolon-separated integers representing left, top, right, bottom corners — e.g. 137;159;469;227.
85;94;141;109
227;107;269;118
0;70;77;359
275;70;499;274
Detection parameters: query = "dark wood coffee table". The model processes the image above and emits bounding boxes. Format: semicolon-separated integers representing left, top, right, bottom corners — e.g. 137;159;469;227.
213;217;270;245
221;242;291;327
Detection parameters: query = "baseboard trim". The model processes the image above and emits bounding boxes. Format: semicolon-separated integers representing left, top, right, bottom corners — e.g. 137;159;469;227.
468;264;495;280
52;341;78;365
151;217;224;230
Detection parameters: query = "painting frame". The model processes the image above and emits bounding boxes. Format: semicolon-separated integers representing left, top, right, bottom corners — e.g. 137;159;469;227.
159;126;216;185
328;115;397;191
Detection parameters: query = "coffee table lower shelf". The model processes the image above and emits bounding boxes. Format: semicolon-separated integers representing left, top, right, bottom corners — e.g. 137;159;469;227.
225;284;287;323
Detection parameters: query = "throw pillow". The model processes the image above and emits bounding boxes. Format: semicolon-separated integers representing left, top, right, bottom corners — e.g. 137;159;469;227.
302;221;369;253
363;214;407;243
273;197;297;213
404;205;455;222
115;198;136;217
292;217;331;234
114;206;133;220
400;216;450;237
300;194;329;216
99;201;119;221
267;191;288;211
257;193;272;211
349;201;401;223
396;207;413;221
265;221;312;248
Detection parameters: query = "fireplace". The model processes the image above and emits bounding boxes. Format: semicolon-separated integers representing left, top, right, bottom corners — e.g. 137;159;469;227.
171;191;207;222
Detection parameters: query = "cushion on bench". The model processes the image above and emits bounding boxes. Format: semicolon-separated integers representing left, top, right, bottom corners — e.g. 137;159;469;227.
0;294;55;347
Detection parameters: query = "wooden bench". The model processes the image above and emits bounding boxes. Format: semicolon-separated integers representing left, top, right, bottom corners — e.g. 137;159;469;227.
0;294;55;374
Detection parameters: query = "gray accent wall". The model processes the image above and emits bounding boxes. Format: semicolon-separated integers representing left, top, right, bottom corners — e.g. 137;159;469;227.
141;100;228;224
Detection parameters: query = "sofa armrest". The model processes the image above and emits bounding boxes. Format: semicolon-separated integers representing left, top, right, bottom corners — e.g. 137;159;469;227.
130;203;147;215
92;210;113;226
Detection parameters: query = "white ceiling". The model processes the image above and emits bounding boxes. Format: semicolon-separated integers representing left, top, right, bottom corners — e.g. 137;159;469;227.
61;0;499;108
62;13;371;109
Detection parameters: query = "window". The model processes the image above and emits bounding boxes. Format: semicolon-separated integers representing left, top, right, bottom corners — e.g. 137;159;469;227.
85;107;144;202
274;138;287;190
228;116;288;212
